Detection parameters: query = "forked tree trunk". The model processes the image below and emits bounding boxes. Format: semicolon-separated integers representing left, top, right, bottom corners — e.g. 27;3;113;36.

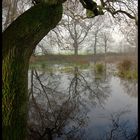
2;3;63;140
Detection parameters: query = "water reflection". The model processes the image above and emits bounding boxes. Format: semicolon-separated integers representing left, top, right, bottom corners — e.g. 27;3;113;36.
98;109;138;140
68;66;110;107
28;68;89;140
119;79;138;98
28;63;137;140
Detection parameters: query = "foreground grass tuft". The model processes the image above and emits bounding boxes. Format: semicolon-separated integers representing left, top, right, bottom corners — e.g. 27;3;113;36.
94;63;105;73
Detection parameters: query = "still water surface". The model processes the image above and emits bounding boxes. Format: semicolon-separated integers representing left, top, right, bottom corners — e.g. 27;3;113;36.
28;63;137;140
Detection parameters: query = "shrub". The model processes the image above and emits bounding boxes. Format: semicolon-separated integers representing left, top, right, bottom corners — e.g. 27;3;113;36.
117;59;132;71
117;59;137;79
94;63;104;73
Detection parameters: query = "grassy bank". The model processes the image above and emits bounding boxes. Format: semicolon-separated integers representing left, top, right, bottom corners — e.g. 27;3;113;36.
30;53;137;65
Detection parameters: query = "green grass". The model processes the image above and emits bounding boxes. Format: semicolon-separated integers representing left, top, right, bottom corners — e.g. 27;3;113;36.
29;61;89;73
117;59;132;71
59;67;74;73
117;70;137;79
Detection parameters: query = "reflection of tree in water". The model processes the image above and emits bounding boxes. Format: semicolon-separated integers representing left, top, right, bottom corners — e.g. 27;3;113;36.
98;108;138;140
90;62;111;106
28;65;111;140
68;66;111;107
120;79;137;98
27;65;137;140
28;69;89;140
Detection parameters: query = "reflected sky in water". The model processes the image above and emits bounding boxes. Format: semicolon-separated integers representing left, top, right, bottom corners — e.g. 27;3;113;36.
28;63;137;140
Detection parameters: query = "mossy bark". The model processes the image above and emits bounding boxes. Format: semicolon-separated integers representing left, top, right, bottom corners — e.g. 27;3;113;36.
2;3;63;140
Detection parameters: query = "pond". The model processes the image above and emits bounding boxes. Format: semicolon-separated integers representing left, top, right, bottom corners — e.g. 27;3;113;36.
28;62;138;140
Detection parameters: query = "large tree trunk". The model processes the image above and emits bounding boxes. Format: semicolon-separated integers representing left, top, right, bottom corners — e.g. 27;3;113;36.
2;3;63;140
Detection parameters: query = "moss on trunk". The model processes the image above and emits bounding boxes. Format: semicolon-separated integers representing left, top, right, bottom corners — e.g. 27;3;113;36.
2;3;63;140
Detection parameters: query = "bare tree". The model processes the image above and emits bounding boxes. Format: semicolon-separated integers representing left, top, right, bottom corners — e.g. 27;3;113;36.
85;15;111;56
92;25;104;55
120;21;137;54
99;31;114;56
2;0;32;30
28;0;138;56
45;0;102;55
99;0;138;25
